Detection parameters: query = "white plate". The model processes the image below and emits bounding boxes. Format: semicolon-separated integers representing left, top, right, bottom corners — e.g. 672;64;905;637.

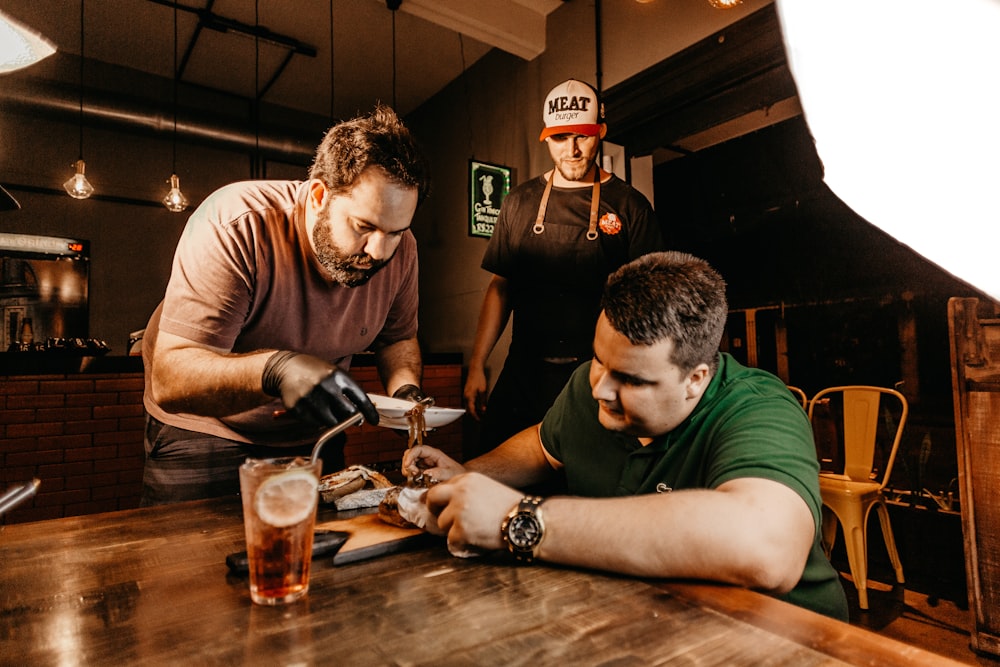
368;394;465;429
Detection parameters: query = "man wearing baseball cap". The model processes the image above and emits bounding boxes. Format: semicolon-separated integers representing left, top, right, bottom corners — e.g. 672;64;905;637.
464;78;665;459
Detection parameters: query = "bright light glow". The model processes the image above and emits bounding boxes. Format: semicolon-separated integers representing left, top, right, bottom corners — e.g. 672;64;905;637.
776;0;1000;300
0;10;56;73
63;159;94;200
707;0;744;8
162;173;189;212
59;266;83;302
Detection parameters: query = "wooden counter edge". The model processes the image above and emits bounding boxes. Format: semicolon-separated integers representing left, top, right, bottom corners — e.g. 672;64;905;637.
656;580;968;667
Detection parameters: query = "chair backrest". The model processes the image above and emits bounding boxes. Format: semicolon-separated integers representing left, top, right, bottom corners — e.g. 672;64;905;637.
787;385;808;409
807;385;908;486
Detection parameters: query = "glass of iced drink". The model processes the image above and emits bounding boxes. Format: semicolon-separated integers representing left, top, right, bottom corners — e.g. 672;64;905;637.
239;457;321;605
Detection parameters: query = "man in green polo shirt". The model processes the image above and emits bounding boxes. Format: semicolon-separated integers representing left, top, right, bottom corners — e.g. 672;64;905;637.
404;250;848;621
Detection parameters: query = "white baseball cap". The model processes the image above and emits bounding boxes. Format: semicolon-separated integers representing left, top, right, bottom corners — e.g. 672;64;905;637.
539;79;606;141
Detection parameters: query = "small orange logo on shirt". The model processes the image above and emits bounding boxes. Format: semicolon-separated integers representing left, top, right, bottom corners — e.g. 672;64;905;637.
599;213;622;235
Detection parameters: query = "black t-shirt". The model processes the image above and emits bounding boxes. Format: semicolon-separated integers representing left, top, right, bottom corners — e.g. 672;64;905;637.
482;174;664;360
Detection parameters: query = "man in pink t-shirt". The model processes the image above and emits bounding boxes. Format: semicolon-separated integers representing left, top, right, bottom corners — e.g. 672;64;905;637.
141;105;430;505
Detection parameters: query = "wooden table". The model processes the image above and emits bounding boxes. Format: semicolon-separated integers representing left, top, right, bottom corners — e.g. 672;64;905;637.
0;497;960;666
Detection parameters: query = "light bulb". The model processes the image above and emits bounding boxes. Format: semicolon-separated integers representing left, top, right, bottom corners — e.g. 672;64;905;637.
707;0;742;7
63;159;94;199
162;173;189;212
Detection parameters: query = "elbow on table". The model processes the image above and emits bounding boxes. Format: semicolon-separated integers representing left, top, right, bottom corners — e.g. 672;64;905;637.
635;549;801;594
738;543;810;594
746;563;801;595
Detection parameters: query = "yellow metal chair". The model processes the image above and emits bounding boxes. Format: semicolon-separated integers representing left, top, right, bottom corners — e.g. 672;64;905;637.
787;385;808;409
808;385;908;610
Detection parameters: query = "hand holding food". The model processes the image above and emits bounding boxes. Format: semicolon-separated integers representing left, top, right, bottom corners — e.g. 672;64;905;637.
402;445;466;486
262;351;379;427
425;472;523;554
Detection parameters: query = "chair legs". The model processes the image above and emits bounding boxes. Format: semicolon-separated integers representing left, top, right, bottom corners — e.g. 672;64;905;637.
820;499;905;610
874;500;906;585
840;503;872;610
821;507;838;559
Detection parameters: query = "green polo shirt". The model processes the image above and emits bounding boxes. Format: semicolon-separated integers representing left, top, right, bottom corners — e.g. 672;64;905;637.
540;352;849;621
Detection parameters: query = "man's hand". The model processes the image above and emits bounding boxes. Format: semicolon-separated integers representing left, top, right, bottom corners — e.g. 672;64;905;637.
402;445;465;483
262;351;379;427
425;472;523;552
392;384;427;403
463;366;488;420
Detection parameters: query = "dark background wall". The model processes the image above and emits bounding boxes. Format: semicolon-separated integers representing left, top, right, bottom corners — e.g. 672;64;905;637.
655;116;983;498
656;118;975;309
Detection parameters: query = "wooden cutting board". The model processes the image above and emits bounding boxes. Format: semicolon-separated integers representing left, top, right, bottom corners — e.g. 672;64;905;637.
317;513;433;565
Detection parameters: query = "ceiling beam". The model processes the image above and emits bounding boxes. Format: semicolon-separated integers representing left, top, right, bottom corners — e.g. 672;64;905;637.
392;0;563;61
604;5;799;158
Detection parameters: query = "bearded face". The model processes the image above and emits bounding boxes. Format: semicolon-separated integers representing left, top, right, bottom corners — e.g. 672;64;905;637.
547;133;601;183
305;167;417;287
311;203;391;287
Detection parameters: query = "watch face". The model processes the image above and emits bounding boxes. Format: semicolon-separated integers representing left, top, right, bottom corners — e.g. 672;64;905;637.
508;513;542;548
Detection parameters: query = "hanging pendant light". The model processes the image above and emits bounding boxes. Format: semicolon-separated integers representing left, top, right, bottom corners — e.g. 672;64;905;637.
64;159;94;199
65;0;93;200
388;0;400;109
162;174;188;212
329;0;335;122
162;0;187;212
252;0;260;178
707;0;743;8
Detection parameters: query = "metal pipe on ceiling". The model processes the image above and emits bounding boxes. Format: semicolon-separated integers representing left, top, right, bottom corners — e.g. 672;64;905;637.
0;77;321;163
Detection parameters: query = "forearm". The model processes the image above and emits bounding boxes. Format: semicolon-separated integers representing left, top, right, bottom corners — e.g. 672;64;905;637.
150;335;275;416
468;276;511;370
374;337;422;396
534;481;813;593
466;425;555;489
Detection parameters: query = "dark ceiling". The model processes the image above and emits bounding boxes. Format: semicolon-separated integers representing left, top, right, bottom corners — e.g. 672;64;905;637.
605;4;796;159
0;0;563;120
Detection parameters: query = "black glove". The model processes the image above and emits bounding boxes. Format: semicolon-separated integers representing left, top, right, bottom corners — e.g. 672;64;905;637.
391;384;426;403
262;351;379;427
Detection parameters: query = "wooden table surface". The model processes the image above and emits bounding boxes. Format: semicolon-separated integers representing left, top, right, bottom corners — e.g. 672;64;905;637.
0;497;960;666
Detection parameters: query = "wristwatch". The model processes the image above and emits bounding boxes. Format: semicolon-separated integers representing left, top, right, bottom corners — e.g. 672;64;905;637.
501;496;546;563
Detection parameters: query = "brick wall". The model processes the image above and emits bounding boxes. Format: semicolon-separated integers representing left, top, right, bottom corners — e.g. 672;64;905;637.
0;372;147;524
1;363;464;525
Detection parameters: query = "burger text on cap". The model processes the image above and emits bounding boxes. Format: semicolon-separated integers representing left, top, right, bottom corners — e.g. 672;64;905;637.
539;79;604;141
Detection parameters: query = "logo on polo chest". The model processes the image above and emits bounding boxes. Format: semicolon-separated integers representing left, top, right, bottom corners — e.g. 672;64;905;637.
599;213;622;235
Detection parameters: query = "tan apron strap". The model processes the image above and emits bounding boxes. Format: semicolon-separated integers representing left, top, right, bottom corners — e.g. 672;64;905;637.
533;168;602;240
586;171;601;241
532;173;554;235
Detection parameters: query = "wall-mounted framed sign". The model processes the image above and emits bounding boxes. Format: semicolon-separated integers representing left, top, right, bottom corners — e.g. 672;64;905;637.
469;160;513;238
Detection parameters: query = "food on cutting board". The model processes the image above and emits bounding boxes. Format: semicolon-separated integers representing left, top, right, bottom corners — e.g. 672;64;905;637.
318;465;394;508
378;486;415;529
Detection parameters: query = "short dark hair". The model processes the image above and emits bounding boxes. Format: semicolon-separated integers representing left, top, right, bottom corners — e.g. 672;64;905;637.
309;104;430;205
601;251;728;373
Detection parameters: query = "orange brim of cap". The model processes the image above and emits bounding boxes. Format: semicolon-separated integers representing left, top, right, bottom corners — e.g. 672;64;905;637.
539;123;604;141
